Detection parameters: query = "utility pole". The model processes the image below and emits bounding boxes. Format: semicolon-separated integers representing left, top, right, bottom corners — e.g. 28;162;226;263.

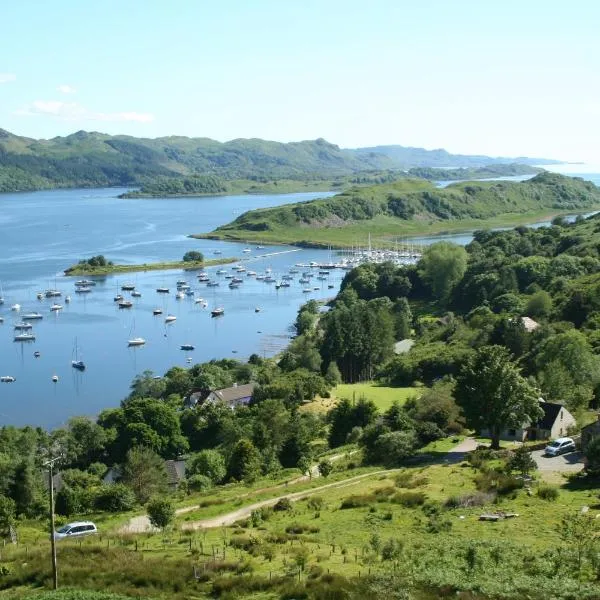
44;455;61;590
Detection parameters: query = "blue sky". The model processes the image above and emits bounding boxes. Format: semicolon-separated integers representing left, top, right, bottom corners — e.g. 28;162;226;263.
1;0;599;161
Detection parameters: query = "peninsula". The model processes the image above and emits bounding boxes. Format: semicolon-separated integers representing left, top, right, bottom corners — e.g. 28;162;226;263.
197;172;600;248
63;255;237;276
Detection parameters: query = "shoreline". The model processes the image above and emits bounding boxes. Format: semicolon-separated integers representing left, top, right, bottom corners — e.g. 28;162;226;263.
63;256;238;276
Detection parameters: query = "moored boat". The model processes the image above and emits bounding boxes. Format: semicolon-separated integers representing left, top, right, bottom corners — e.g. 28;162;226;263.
165;314;177;323
211;307;224;317
180;343;195;351
156;287;169;293
153;308;163;315
14;332;35;341
118;300;133;309
50;303;63;311
22;312;43;320
128;337;146;347
14;321;32;330
0;376;16;383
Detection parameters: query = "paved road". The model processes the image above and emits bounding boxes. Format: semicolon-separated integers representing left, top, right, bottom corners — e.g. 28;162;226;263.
532;449;584;475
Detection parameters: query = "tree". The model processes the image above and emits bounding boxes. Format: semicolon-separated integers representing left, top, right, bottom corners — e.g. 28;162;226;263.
147;497;175;531
455;346;542;450
297;455;312;478
186;449;226;484
526;290;552;318
182;250;204;263
584;436;600;477
324;362;342;387
560;512;600;580
227;438;262;483
317;459;333;477
506;446;536;477
418;242;468;304
121;447;168;504
0;495;16;536
93;484;136;512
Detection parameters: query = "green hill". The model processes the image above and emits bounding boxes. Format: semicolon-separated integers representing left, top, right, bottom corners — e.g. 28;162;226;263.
0;127;554;193
200;173;600;247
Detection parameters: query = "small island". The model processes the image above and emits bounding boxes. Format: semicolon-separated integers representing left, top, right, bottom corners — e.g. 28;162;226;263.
63;252;237;276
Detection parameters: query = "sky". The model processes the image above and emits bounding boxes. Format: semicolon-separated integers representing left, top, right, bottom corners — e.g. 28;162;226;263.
1;0;599;162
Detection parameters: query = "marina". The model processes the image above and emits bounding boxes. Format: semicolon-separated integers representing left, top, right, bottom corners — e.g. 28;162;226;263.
0;177;591;428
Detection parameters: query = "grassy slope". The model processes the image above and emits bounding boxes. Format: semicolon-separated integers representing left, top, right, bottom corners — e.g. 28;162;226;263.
200;173;600;248
3;461;595;600
301;382;419;414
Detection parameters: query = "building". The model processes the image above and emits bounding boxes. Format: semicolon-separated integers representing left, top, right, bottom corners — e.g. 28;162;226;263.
581;415;600;450
103;459;187;490
204;382;256;409
481;400;575;442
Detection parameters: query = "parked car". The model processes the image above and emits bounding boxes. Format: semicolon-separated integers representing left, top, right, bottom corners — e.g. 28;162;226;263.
544;437;576;457
54;521;98;540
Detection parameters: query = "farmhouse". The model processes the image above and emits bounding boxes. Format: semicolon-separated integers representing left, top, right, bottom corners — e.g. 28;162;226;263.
204;382;256;409
481;400;575;442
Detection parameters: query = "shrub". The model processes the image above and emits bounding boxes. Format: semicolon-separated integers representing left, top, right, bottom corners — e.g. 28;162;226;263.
374;486;396;501
93;484;136;512
537;484;559;501
475;470;524;495
187;474;213;492
381;538;403;560
285;522;320;535
391;491;427;507
340;494;375;509
307;496;324;511
273;497;293;512
444;492;495;509
425;514;453;533
146;497;175;530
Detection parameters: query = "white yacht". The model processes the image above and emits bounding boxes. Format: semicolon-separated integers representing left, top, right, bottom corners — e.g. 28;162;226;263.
128;337;146;347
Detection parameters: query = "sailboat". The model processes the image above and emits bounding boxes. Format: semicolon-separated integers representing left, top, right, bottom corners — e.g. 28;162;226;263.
127;320;146;346
71;338;85;370
0;281;4;305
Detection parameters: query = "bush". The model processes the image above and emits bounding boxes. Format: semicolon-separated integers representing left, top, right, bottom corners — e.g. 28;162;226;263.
273;497;293;512
307;496;324;511
444;492;495;509
537;484;559;501
187;474;213;492
93;484;136;512
285;522;320;534
391;491;427;507
146;497;175;530
340;494;375;509
475;470;524;495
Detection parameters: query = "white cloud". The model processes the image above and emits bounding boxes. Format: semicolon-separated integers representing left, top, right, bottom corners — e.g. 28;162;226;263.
0;73;16;83
14;100;154;123
57;84;77;94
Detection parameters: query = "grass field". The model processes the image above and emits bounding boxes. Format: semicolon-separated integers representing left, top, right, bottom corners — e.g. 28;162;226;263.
301;382;420;415
4;456;598;600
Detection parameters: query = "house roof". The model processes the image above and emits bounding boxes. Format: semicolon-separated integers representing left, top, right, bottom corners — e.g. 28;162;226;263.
164;459;186;486
211;383;256;404
535;401;564;430
521;316;540;332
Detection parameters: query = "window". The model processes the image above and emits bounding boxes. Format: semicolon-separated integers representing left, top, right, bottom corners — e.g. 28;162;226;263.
508;429;516;437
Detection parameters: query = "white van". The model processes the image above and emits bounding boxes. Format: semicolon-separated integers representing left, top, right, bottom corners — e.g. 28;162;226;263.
54;521;98;540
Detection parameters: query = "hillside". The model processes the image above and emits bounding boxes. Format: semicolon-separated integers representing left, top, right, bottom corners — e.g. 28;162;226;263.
356;144;560;168
201;172;600;247
0;127;555;193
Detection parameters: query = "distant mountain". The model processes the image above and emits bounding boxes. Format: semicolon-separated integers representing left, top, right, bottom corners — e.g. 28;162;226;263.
0;128;560;193
354;144;561;168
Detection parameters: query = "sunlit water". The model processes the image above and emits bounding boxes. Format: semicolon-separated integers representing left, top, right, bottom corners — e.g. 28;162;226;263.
1;168;598;427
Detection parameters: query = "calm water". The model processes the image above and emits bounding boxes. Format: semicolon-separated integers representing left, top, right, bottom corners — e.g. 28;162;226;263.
1;170;598;427
0;188;338;427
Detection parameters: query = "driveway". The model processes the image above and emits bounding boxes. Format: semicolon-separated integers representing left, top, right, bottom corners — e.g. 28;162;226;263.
531;448;584;479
